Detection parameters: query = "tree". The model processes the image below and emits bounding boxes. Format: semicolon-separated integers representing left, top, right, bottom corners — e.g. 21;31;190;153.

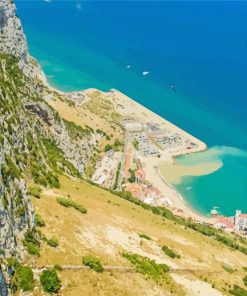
40;269;61;293
104;144;112;152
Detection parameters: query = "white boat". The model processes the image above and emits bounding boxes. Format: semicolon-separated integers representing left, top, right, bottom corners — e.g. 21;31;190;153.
126;65;131;69
142;71;149;76
186;186;192;190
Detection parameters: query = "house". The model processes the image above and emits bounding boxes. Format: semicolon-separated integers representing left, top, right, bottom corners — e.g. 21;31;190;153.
125;183;143;198
135;168;145;182
214;216;234;230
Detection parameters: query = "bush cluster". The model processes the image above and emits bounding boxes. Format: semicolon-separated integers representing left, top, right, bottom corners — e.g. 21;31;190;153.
162;245;180;259
40;269;61;293
28;186;42;198
56;197;87;214
138;233;152;240
122;252;169;281
113;162;121;190
7;259;34;292
23;229;40;256
229;285;247;296
82;255;104;272
35;213;45;227
47;237;59;248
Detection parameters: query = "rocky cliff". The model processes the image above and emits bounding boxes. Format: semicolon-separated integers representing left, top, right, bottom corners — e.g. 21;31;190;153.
0;1;100;294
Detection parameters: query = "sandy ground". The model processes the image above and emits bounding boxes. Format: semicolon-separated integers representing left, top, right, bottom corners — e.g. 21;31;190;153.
109;89;207;156
158;160;222;185
141;156;215;223
171;274;223;296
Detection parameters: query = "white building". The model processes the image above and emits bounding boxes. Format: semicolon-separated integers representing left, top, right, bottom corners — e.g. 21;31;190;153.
234;210;247;231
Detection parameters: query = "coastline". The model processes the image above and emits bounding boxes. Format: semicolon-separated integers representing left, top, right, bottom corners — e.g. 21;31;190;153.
41;71;213;223
156;163;215;223
106;89;215;222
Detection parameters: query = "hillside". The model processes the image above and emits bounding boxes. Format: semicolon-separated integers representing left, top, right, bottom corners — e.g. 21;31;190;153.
1;1;247;296
28;176;247;296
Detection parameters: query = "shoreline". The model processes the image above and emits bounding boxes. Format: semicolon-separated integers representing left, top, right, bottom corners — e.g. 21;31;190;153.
39;67;213;223
107;89;214;222
156;163;214;222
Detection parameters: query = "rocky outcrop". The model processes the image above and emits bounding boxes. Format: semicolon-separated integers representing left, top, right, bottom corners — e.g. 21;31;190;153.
0;0;98;254
0;0;46;82
0;267;8;296
0;1;101;293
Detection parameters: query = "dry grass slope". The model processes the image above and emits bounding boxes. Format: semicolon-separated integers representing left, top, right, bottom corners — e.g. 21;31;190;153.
27;176;247;296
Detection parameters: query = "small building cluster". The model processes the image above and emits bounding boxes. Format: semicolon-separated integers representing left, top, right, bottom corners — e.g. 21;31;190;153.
92;151;122;188
125;182;172;207
214;210;247;234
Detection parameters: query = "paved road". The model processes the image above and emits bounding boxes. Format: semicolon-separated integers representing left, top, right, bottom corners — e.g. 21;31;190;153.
32;265;237;275
32;265;135;274
116;132;130;191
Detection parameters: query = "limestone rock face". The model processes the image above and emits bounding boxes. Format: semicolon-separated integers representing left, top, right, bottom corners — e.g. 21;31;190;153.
0;0;46;82
0;1;100;294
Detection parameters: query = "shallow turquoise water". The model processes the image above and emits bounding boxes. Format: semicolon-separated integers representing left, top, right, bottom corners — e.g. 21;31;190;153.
174;147;247;216
16;1;247;216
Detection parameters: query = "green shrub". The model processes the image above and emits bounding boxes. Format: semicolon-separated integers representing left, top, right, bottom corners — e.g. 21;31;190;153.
35;213;45;227
47;237;59;248
128;169;136;183
122;252;169;281
243;276;247;286
23;241;40;256
104;144;112;152
229;285;247;296
162;245;180;259
56;197;87;214
82;255;104;272
23;229;40;256
222;263;235;274
54;264;63;271
40;269;61;293
113;162;121;190
18;266;34;292
243;267;247;272
7;260;35;292
138;233;152;240
28;186;42;198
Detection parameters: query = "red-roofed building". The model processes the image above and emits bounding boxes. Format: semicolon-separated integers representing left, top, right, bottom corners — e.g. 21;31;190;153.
125;183;143;198
135;168;145;183
214;216;234;230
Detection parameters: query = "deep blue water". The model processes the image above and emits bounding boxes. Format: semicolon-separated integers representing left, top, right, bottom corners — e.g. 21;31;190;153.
15;1;247;216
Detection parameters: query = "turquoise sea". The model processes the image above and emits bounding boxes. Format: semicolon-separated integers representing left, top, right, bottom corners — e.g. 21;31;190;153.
16;1;247;216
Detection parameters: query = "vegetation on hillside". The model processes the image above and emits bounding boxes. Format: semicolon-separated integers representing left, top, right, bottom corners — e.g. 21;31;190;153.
162;245;180;259
40;269;61;293
56;196;87;214
7;258;34;292
82;255;104;272
122;252;169;281
22;229;41;256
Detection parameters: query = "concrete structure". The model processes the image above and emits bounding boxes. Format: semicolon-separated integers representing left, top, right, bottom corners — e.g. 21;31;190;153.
214;216;234;230
135;168;145;183
234;210;247;231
